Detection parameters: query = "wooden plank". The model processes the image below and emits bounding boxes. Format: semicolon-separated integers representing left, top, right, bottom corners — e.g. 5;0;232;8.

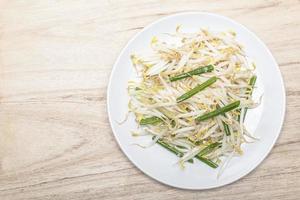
0;0;299;199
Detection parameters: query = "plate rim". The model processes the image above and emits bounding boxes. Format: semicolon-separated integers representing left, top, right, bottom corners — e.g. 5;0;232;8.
107;11;286;190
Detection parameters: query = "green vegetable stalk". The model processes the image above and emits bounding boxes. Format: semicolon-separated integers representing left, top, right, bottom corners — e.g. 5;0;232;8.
169;65;214;82
157;139;218;168
177;76;217;103
196;101;240;122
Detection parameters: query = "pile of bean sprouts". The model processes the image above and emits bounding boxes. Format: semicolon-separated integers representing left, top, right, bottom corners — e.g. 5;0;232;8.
127;26;259;175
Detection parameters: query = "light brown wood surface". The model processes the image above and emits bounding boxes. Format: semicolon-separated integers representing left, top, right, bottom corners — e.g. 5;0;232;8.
0;0;299;199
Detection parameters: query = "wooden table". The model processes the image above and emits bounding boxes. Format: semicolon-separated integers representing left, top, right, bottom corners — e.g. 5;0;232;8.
0;0;299;199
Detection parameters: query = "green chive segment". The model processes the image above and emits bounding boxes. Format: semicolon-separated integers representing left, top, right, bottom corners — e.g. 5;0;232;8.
222;121;231;136
157;139;183;157
198;142;222;157
242;75;257;121
195;155;219;168
196;101;240;122
169;65;214;82
176;76;217;103
156;139;193;163
157;139;218;168
140;116;162;125
217;105;231;136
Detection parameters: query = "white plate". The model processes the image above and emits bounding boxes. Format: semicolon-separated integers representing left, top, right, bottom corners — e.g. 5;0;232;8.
107;12;285;189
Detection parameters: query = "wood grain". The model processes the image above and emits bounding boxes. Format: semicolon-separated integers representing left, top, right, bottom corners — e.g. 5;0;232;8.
0;0;300;199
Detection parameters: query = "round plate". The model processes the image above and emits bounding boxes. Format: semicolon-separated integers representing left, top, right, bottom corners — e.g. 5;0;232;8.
107;12;285;189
